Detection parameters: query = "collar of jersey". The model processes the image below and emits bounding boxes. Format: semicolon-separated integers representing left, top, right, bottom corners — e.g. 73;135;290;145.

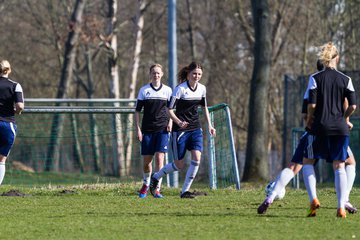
186;80;198;92
150;83;163;91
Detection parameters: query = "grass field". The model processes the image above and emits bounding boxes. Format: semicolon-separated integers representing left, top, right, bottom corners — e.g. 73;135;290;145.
1;173;359;240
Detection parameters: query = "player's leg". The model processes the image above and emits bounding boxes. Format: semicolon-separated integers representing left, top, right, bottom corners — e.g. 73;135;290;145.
153;152;165;198
334;160;347;218
303;157;320;216
151;131;170;198
267;163;300;202
0;155;7;185
138;155;153;198
0;121;16;186
302;133;321;217
150;131;186;196
138;133;155;198
180;129;203;198
181;150;201;196
331;136;349;218
258;132;307;214
344;147;357;213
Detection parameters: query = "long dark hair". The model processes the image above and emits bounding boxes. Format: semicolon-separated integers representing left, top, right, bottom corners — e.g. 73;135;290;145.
177;62;203;83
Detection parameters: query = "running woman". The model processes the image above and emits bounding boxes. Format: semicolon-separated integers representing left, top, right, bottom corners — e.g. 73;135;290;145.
135;64;172;198
149;62;216;198
0;60;24;186
304;42;356;218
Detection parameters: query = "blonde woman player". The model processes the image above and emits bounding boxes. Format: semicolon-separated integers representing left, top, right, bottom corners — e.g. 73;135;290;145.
0;60;24;186
135;64;172;198
303;42;356;218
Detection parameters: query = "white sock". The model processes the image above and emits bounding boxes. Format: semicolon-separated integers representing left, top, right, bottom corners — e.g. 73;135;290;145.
269;168;294;201
345;165;356;202
181;160;199;194
156;178;163;192
302;165;317;202
335;168;347;209
153;162;178;180
142;172;150;186
0;163;5;185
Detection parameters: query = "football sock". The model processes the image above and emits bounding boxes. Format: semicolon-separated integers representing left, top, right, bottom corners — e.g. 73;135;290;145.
302;164;317;202
181;160;199;194
335;167;347;209
345;165;356;202
0;162;5;185
156;178;163;192
269;168;294;201
153;162;178;180
142;172;150;186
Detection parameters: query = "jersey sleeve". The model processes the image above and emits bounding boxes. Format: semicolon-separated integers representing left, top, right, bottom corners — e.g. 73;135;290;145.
135;89;144;112
14;83;24;103
307;76;317;104
200;86;206;107
168;86;181;109
345;78;356;106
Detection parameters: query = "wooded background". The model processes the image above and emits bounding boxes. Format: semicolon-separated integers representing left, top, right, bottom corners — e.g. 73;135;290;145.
1;0;360;181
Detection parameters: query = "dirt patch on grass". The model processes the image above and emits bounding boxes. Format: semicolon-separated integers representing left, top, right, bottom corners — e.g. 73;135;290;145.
59;189;77;195
1;189;29;197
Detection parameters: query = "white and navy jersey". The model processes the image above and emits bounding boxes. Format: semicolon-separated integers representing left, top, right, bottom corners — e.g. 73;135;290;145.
302;69;325;114
169;80;206;132
0;77;24;123
135;83;172;133
307;67;356;136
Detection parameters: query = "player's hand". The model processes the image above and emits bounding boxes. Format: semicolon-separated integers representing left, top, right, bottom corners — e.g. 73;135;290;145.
209;127;216;137
347;121;353;130
178;121;189;129
137;130;143;142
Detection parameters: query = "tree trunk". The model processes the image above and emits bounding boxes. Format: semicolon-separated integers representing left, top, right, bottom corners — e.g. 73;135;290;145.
186;0;196;60
243;0;272;181
106;0;126;177
46;0;87;172
125;0;146;175
84;46;101;173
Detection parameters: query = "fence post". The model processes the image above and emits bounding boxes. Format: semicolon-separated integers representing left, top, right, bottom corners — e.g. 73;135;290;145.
207;111;217;189
225;106;241;190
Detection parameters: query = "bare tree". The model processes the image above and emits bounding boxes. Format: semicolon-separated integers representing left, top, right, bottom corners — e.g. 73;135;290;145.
46;0;87;171
125;0;148;174
104;0;126;176
243;0;272;181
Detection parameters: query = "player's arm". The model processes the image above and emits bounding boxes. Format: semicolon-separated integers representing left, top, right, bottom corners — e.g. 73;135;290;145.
306;76;317;130
135;99;144;141
167;108;188;129
344;78;357;120
167;118;173;132
14;83;24;114
306;104;315;130
15;102;24;114
167;93;188;129
201;97;216;137
343;98;353;130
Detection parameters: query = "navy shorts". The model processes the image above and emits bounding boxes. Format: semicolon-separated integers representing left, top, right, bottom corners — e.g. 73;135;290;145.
304;134;349;162
141;130;170;155
0;121;17;157
171;128;203;160
290;131;309;164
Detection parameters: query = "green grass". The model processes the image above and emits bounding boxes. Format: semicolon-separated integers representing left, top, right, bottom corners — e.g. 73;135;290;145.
0;174;359;240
